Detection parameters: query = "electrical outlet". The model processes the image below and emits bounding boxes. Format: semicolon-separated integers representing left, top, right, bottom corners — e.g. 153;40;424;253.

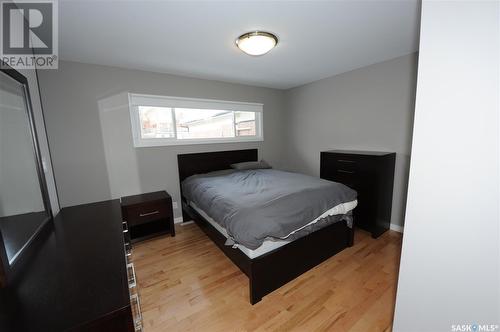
172;201;178;209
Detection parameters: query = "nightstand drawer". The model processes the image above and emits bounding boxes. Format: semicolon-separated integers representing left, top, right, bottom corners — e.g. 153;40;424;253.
332;170;359;190
125;201;169;226
332;158;358;172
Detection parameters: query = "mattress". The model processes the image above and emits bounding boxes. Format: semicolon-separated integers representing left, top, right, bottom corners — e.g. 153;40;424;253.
189;200;357;259
182;169;358;250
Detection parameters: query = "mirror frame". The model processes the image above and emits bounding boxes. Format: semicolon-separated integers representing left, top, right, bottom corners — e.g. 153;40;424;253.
0;61;53;286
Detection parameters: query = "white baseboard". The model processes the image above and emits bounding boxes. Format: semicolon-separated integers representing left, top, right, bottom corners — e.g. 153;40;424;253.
175;217;194;226
390;223;404;233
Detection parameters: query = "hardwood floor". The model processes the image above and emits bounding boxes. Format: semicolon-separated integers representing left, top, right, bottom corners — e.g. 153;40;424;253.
133;223;402;332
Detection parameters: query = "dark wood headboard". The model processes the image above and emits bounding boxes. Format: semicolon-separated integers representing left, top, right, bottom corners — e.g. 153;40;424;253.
177;149;258;200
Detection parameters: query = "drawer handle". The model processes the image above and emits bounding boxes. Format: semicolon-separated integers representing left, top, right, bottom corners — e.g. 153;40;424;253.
127;263;137;289
124;242;132;257
337;169;355;174
337;159;355;163
139;210;159;217
130;293;143;331
123;221;129;233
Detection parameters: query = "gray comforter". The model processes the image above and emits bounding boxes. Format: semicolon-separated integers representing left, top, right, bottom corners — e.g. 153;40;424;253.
182;169;357;249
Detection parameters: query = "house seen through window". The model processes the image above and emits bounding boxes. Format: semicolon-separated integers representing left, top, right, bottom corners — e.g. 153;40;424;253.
129;94;263;147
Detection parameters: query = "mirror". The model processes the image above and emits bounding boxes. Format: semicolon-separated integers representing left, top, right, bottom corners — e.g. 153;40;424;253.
0;65;52;268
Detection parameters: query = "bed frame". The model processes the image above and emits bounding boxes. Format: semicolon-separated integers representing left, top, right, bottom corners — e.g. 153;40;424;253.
178;149;354;304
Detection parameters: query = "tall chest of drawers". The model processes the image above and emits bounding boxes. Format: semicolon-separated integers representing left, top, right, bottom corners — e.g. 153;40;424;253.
320;150;396;238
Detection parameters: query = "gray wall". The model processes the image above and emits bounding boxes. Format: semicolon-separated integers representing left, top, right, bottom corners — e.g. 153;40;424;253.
393;1;499;330
38;56;417;224
38;55;417;225
285;53;417;227
38;61;287;218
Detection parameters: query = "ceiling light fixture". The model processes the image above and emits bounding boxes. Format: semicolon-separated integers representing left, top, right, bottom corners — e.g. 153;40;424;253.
236;31;278;56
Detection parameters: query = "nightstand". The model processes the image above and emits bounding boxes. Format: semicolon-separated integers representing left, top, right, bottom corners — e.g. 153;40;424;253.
121;191;175;243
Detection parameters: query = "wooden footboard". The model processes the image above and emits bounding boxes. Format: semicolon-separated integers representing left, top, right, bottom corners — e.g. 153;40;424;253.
248;220;352;304
182;202;353;304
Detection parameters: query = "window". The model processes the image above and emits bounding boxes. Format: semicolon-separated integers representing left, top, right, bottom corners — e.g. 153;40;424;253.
128;94;263;147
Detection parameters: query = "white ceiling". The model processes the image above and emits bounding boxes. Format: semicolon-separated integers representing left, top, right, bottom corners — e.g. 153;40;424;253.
59;0;420;90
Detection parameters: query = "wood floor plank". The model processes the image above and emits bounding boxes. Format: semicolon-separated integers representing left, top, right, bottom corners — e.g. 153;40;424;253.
133;223;402;331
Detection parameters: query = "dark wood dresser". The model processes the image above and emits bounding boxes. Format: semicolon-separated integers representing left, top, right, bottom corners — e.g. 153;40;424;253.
320;150;396;238
0;200;142;332
121;191;175;243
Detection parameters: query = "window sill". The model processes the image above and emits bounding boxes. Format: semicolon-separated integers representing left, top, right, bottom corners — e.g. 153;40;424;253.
133;137;264;148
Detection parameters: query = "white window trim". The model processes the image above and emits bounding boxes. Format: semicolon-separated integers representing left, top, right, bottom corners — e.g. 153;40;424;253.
128;93;264;147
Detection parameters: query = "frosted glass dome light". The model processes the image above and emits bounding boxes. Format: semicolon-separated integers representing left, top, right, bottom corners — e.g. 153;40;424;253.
236;31;278;56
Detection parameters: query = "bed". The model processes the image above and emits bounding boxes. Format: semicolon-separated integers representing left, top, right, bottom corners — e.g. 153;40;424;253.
178;149;356;304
